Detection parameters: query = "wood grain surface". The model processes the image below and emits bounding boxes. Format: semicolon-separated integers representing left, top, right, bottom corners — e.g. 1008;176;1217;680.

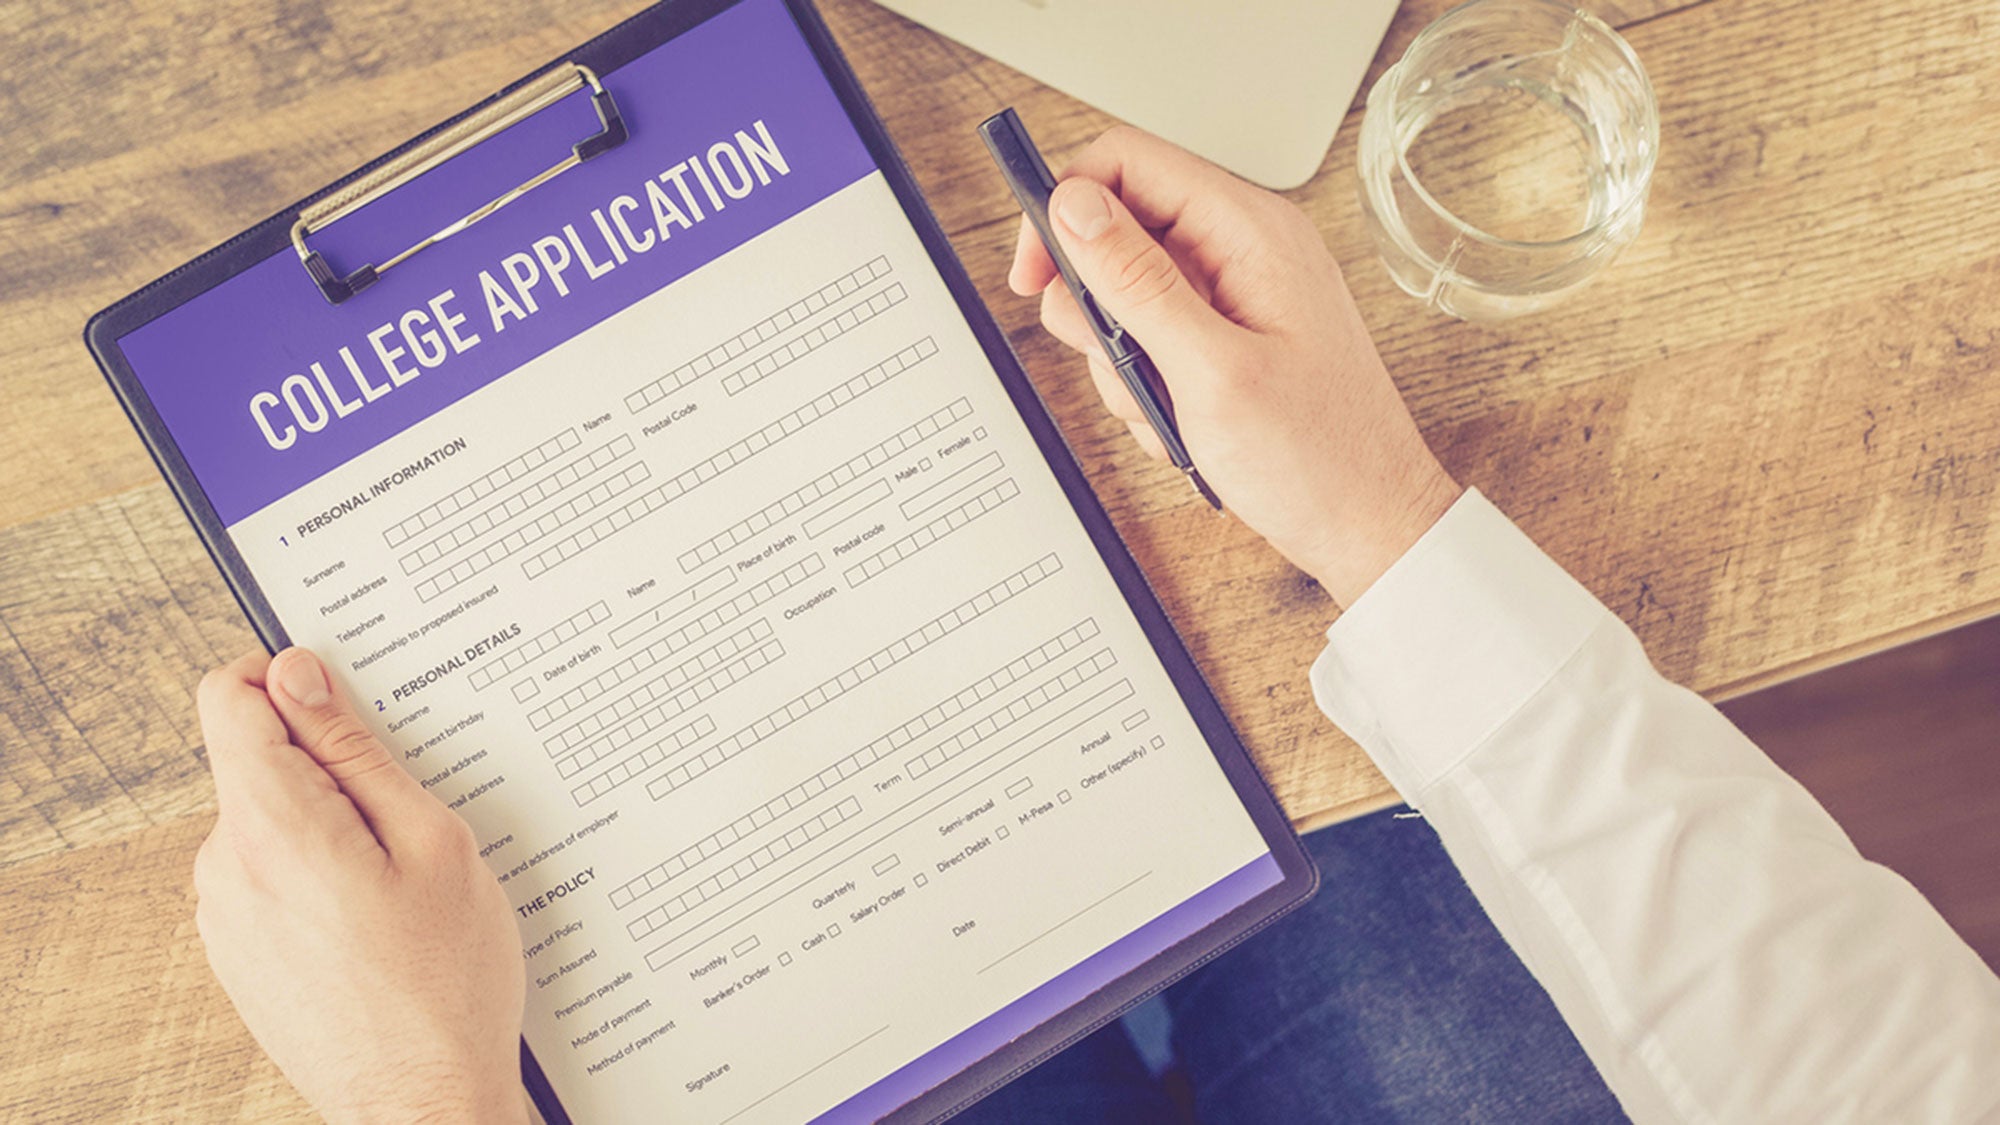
4;0;1998;1118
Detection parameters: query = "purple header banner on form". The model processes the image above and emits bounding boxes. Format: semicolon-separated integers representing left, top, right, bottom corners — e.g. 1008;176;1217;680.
118;0;877;526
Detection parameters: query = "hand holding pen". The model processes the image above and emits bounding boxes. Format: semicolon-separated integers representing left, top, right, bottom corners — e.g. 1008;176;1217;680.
987;121;1462;607
981;110;1223;509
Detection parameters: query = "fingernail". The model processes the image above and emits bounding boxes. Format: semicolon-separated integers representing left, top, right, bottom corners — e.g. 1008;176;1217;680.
1055;180;1113;241
277;650;330;706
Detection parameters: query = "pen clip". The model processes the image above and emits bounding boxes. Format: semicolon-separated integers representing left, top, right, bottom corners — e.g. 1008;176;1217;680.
1076;290;1130;358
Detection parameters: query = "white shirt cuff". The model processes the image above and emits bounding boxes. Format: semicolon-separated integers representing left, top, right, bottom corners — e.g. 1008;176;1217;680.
1309;488;1611;798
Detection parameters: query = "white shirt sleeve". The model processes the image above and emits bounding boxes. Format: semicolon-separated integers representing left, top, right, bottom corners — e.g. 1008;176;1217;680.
1309;488;2000;1124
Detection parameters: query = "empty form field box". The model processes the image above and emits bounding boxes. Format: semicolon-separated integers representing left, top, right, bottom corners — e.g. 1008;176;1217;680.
799;480;891;539
899;451;1003;521
467;601;610;690
629;798;865;947
609;556;824;652
644;554;1066;801
565;640;785;805
616;620;1102;897
399;437;635;575
383;429;580;548
559;715;713;784
819;618;1100;782
603;569;738;650
415;463;653;601
531;616;771;732
624;257;891;414
721;282;909;396
612;761;871;909
844;479;1020;588
677;399;972;572
534;341;936;579
546;621;772;752
904;653;1128;782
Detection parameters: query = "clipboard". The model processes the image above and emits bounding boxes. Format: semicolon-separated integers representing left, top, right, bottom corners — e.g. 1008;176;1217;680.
85;1;1317;1121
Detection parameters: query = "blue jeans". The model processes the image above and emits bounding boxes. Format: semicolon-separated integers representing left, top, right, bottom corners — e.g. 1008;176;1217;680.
954;807;1626;1123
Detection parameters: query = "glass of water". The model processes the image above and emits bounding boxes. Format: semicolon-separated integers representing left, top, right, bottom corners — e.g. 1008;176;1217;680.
1357;0;1658;320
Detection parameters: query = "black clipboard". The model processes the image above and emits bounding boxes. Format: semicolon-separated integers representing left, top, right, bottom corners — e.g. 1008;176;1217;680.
85;1;1317;1120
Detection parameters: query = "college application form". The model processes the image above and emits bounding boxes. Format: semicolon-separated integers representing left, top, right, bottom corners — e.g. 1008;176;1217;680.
108;1;1285;1119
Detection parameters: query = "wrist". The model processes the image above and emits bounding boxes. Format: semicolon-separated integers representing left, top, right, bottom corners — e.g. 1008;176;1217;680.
331;1059;529;1125
420;1069;531;1125
362;1091;528;1125
1309;465;1463;608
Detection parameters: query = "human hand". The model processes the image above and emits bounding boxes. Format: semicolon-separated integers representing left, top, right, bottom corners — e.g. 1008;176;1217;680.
1009;126;1463;606
192;648;527;1125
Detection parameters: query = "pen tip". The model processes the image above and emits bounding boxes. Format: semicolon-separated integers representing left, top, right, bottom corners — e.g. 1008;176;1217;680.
1188;469;1223;511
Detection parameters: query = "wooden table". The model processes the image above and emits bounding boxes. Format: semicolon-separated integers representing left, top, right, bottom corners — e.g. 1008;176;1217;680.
4;0;1997;1117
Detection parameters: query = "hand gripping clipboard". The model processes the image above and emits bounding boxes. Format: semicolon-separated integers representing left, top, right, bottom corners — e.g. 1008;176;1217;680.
84;2;1316;1121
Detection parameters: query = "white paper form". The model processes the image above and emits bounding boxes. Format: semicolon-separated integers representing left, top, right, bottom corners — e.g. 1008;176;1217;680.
103;3;1285;1118
225;172;1273;1122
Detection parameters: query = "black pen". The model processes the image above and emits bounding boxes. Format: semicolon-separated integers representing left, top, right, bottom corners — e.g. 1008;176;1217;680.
977;108;1223;510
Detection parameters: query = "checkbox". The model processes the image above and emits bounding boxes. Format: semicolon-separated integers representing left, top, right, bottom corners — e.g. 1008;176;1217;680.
973;427;988;440
827;924;842;938
996;826;1010;840
914;873;928;887
779;952;793;966
1058;790;1072;804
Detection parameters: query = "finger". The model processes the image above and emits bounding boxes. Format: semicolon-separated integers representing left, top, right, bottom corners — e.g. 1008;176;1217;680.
1009;215;1057;296
267;647;433;850
197;651;336;820
1038;282;1103;359
1086;351;1145;425
1126;420;1170;463
1048;176;1246;365
1061;125;1268;242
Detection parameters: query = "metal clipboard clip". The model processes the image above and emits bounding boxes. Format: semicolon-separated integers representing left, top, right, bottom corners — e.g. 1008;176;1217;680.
291;63;628;305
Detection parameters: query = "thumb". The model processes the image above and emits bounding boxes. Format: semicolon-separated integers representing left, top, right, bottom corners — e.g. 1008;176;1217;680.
267;647;433;847
1048;176;1239;362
